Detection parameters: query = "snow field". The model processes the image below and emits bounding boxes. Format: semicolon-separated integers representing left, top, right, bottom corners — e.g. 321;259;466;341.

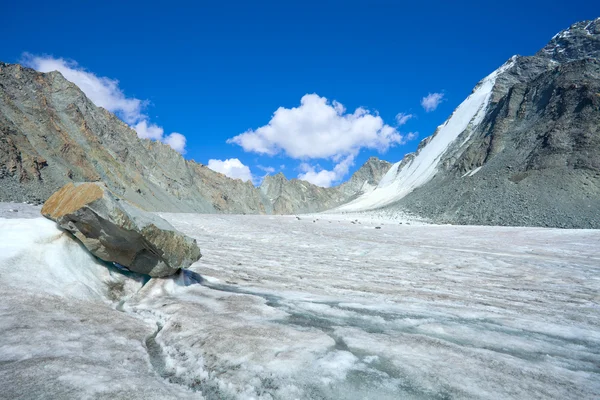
1;214;599;399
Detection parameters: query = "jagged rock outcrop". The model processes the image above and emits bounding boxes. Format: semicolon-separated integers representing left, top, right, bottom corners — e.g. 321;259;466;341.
0;62;390;214
260;173;346;214
337;18;600;228
42;182;201;277
260;157;391;214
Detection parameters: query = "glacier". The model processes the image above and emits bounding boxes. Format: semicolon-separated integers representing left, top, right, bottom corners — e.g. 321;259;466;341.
1;213;599;399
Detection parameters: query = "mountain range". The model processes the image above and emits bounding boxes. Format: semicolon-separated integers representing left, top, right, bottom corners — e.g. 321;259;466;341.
1;18;599;227
0;66;390;214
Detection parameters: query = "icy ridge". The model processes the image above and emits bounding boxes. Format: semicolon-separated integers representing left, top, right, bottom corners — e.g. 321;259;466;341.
335;57;516;212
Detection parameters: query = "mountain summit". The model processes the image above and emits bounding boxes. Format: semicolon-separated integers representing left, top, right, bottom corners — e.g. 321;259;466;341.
337;18;600;228
1;19;599;227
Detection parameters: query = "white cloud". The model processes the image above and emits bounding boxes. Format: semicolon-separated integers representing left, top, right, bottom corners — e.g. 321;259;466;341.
207;158;254;182
257;165;276;174
164;133;186;154
133;120;164;141
395;112;414;126
421;92;444;112
227;94;403;159
406;132;419;141
298;167;337;188
22;53;187;154
298;155;354;188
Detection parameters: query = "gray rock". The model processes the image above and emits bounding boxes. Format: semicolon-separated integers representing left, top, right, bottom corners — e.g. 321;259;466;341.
41;182;201;277
336;157;392;198
259;173;346;214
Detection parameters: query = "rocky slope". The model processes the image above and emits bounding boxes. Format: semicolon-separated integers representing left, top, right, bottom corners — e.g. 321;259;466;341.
0;62;390;214
337;18;600;228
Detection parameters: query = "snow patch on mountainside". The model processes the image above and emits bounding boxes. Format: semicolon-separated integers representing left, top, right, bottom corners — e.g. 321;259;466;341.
335;57;516;213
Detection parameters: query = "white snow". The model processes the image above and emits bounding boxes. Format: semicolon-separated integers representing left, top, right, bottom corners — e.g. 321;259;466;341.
462;166;483;177
468;166;483;176
0;218;143;300
335;57;516;213
0;218;195;399
2;213;599;399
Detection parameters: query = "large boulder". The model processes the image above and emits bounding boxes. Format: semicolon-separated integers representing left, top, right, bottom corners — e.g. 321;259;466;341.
41;182;201;277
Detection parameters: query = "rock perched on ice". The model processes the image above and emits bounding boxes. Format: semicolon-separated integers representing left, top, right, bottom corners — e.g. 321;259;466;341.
41;182;201;277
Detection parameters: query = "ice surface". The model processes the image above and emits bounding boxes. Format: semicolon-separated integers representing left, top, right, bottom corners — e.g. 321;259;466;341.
0;202;42;219
335;58;516;213
0;218;195;399
1;214;599;399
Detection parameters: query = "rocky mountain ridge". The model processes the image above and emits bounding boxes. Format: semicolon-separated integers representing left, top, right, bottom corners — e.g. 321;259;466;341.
259;157;391;214
3;18;598;227
0;62;390;214
337;18;600;228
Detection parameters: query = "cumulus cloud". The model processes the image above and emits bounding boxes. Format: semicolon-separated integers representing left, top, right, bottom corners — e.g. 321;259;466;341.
133;120;164;141
227;94;403;159
163;133;186;154
22;53;187;154
227;94;404;185
395;112;414;126
421;92;444;112
298;167;337;188
207;158;254;182
298;155;355;188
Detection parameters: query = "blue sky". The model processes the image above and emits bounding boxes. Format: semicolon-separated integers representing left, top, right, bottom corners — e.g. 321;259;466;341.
2;1;598;186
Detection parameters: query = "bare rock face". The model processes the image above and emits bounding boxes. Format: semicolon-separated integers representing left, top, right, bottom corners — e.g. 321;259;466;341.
41;182;201;277
0;62;267;213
